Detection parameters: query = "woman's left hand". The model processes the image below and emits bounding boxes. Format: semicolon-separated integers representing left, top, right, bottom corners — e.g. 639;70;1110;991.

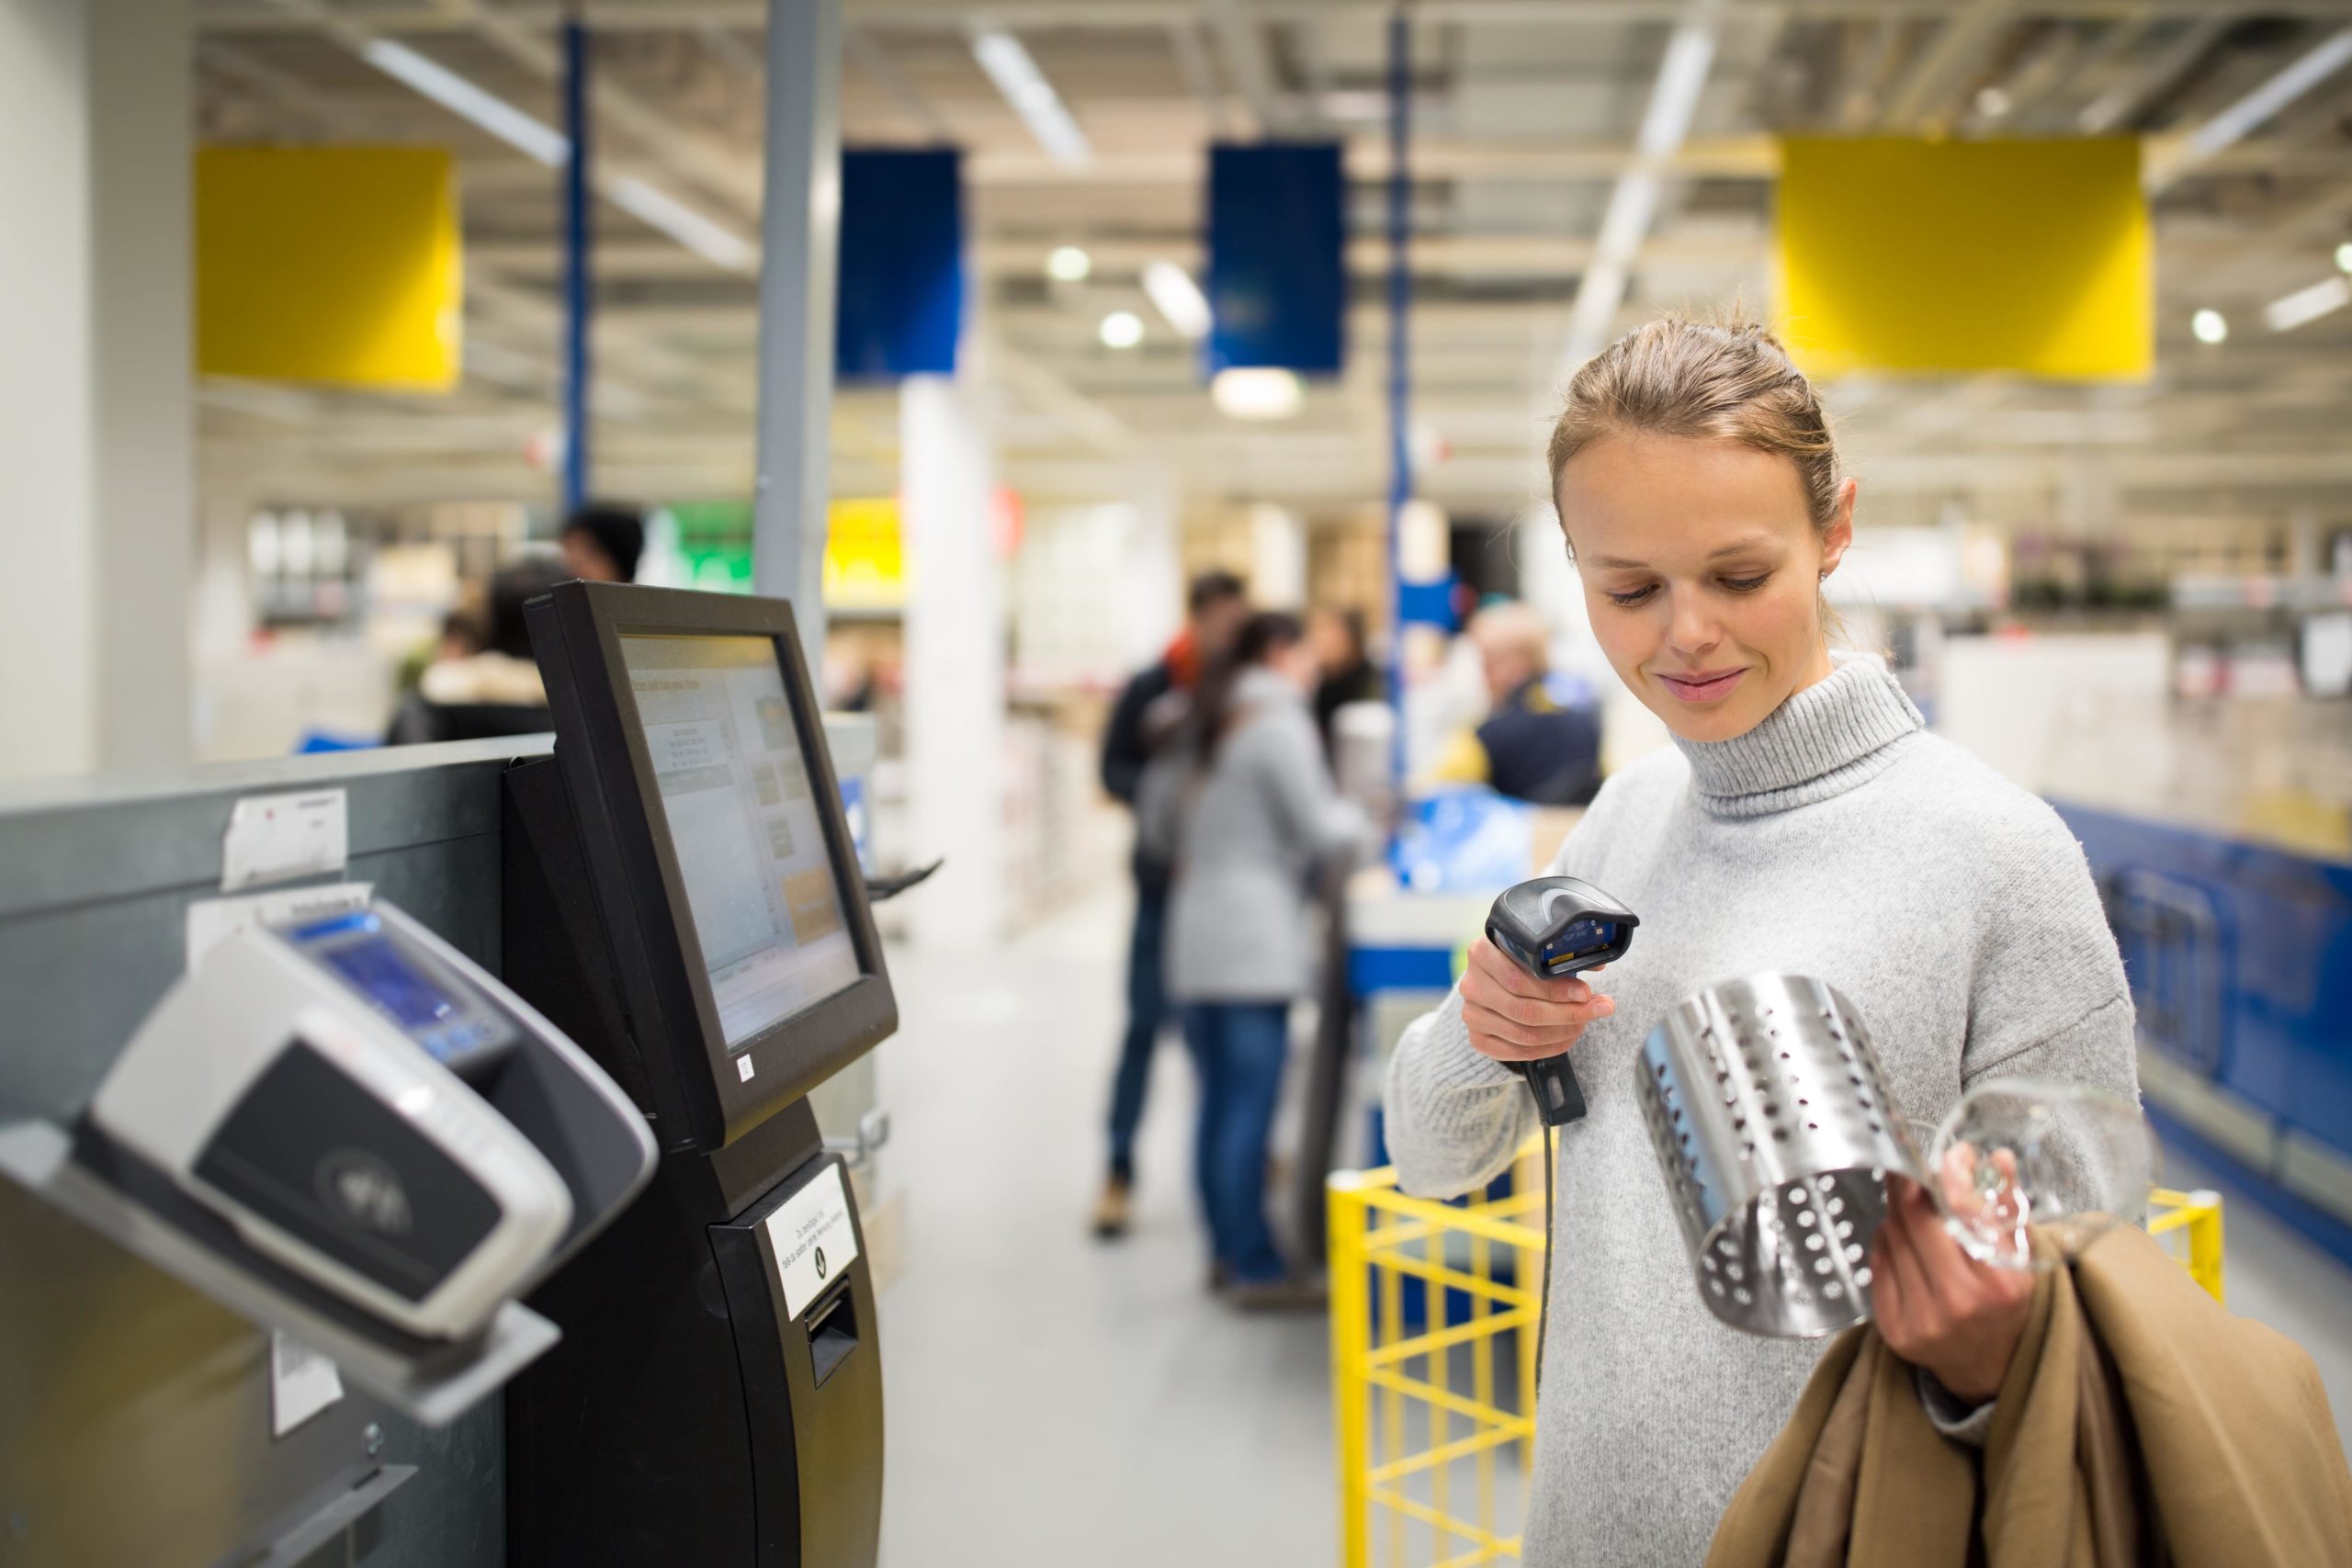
1870;1168;2034;1404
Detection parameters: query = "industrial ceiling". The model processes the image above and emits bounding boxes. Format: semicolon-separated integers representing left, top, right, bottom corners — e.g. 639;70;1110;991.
191;1;2352;535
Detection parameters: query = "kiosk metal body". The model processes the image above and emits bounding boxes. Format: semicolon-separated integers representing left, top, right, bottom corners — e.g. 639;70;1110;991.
503;583;892;1567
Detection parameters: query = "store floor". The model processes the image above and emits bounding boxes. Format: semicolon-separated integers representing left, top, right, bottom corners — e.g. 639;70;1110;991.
875;887;1337;1568
869;887;2352;1565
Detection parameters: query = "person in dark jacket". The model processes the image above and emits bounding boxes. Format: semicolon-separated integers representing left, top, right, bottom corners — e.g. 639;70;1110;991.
1091;570;1250;1237
1307;605;1384;756
386;559;565;745
1428;601;1604;807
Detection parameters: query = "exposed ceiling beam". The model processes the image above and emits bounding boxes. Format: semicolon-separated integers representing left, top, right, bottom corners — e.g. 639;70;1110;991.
192;1;2352;31
1202;0;1283;134
2075;13;2226;131
1878;0;2017;131
1166;20;1236;137
843;22;957;140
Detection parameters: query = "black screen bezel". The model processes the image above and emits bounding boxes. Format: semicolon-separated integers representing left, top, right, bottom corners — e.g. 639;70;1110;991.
528;581;896;1153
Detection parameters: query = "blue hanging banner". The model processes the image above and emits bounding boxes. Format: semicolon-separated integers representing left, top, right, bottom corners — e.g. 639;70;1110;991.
835;148;964;381
1206;141;1346;376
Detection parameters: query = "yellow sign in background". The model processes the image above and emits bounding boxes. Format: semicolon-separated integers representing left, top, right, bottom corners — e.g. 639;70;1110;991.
823;498;906;610
196;146;462;389
1776;136;2151;380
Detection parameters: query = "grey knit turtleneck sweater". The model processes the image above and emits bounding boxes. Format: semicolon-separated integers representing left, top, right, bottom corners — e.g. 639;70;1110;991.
1383;652;2138;1567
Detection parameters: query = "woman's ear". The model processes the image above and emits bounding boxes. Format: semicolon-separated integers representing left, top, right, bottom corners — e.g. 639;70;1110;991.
1817;477;1859;579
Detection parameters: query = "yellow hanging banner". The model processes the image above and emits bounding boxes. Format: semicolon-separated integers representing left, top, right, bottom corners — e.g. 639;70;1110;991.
196;146;462;389
1775;137;2151;381
823;498;906;610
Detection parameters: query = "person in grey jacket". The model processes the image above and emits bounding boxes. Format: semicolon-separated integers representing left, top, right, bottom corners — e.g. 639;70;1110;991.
1148;612;1371;1305
1385;315;2139;1565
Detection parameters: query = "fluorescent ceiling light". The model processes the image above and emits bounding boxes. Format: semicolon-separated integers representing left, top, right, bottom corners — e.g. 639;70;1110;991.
2191;308;2229;345
971;29;1091;165
2183;27;2352;164
1212;367;1303;421
1635;22;1717;161
1560;3;1720;373
2336;242;2352;274
608;175;757;273
2263;275;2352;333
1046;245;1091;282
1142;261;1211;341
1100;310;1144;348
362;39;571;166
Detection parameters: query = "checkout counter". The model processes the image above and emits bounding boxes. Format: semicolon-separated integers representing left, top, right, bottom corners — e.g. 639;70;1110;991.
0;584;896;1568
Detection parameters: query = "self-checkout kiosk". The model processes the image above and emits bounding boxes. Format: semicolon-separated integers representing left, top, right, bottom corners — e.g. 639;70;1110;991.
501;581;895;1567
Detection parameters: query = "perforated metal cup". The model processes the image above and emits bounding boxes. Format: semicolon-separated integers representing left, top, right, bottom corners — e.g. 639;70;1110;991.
1634;974;1926;1337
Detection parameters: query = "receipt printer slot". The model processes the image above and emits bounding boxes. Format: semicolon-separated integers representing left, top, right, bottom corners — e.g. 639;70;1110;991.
807;1282;856;1388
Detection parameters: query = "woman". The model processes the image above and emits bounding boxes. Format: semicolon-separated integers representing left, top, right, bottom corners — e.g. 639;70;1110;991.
1153;611;1371;1305
1385;316;2137;1564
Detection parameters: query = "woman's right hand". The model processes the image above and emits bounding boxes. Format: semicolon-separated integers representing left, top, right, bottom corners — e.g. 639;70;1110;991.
1459;935;1616;1064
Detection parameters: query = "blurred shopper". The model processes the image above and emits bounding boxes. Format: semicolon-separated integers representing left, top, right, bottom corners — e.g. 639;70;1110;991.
1307;605;1383;754
1149;612;1371;1304
1385;315;2139;1565
1091;570;1250;1237
1427;601;1603;806
386;559;564;745
560;502;645;583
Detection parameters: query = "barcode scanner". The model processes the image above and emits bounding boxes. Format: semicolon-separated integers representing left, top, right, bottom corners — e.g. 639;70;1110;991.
1484;874;1640;1127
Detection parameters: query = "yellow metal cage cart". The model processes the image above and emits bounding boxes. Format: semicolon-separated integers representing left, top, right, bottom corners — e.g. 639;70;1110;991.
1327;1148;2225;1568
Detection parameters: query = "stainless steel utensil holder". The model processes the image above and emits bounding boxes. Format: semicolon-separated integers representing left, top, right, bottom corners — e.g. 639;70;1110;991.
1634;974;1925;1337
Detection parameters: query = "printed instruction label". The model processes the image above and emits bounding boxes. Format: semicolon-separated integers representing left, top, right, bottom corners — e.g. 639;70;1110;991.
187;882;373;971
222;789;349;892
269;1329;345;1438
737;1054;756;1082
763;1162;858;1320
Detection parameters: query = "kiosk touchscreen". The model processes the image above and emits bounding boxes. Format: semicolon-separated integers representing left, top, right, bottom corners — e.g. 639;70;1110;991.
519;582;894;1152
501;582;893;1568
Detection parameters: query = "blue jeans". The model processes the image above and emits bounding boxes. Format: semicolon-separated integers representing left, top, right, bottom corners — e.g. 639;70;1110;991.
1104;879;1169;1184
1182;1002;1292;1285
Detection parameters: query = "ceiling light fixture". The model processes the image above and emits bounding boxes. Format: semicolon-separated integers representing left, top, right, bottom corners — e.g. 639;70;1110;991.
971;29;1092;166
360;38;756;274
2182;27;2352;164
1211;367;1303;420
1142;261;1212;341
2263;275;2352;333
2190;308;2229;345
362;39;571;165
1558;1;1721;378
1047;245;1092;282
1100;310;1145;348
2335;242;2352;274
608;175;757;274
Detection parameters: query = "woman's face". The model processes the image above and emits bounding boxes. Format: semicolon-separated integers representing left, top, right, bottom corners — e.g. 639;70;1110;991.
1557;432;1854;744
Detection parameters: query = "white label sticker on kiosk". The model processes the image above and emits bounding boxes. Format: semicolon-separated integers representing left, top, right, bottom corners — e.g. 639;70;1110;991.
763;1164;858;1320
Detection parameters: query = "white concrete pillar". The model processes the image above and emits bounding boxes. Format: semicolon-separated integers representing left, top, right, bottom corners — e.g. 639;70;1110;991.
899;373;1004;951
0;0;192;781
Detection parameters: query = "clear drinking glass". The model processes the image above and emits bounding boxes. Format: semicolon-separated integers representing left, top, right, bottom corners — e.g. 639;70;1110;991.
1923;1078;2154;1270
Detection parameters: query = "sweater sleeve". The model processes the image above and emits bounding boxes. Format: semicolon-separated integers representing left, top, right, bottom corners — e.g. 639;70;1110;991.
1959;799;2138;1106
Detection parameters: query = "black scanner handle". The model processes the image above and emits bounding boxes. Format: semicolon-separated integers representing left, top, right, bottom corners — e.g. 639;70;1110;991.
1483;874;1640;1129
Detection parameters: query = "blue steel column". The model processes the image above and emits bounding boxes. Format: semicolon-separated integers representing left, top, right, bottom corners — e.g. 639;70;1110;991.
561;20;590;514
1385;8;1411;784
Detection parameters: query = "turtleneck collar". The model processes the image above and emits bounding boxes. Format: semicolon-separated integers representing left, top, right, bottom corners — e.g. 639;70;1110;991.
1671;650;1924;818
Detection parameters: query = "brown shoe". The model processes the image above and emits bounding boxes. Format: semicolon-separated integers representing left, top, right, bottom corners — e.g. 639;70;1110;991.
1090;1177;1132;1240
1225;1274;1328;1313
